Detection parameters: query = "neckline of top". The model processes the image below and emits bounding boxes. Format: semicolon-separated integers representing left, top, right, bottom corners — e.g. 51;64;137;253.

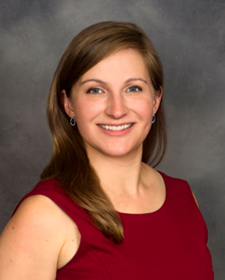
117;171;168;216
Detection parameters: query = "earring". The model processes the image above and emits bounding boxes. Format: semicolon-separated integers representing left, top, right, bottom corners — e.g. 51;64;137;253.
70;116;76;126
152;114;156;124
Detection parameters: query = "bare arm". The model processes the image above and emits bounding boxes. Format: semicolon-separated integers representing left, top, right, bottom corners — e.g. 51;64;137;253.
0;195;80;280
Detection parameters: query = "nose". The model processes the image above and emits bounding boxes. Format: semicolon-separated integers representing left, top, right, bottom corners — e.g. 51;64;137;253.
105;93;128;119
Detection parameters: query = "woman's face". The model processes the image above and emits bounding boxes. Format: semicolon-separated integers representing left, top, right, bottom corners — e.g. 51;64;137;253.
63;49;162;159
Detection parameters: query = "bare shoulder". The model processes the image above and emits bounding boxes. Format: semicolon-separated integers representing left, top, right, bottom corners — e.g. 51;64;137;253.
0;195;80;279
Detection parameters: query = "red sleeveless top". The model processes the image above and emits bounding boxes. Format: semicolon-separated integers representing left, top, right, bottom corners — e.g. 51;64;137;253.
14;172;214;279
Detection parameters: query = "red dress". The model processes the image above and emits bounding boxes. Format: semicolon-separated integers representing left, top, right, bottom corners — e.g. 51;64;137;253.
14;172;214;279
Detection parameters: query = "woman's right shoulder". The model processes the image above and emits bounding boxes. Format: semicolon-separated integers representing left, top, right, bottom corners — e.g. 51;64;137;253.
12;193;70;227
0;193;80;279
10;178;71;240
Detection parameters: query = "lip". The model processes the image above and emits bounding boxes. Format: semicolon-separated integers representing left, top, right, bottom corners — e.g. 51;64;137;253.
98;123;133;130
97;123;135;136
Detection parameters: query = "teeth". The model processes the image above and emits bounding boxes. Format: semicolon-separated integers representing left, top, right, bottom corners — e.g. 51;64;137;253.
100;124;132;131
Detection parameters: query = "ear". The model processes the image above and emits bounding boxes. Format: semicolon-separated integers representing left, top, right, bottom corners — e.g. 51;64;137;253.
61;90;74;118
153;86;163;115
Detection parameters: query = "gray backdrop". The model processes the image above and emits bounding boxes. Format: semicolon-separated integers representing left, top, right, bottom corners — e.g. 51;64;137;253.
0;0;224;278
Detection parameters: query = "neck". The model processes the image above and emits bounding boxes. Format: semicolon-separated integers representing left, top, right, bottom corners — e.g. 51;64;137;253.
86;146;144;196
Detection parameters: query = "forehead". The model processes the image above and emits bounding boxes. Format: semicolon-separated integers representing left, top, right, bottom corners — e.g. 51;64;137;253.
78;49;150;84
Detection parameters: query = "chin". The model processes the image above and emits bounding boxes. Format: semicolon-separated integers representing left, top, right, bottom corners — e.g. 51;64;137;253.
101;145;141;158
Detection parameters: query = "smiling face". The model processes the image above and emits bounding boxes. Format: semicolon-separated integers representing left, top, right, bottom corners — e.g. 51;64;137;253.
63;49;162;160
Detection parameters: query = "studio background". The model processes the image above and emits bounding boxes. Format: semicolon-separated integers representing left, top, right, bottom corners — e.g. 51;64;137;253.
0;0;224;278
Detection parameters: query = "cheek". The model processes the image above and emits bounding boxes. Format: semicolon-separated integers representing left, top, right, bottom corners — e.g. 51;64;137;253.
73;98;104;123
135;100;154;120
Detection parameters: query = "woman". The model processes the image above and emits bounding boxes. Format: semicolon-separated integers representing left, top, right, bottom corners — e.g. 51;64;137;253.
0;21;213;279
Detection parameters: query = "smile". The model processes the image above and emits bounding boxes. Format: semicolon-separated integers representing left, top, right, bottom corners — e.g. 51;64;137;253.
99;124;133;131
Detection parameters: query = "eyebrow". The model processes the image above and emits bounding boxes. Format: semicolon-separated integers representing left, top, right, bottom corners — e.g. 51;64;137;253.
80;79;106;85
125;78;148;84
80;78;148;85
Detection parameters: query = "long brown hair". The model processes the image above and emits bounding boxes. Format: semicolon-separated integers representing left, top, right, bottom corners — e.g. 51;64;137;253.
41;21;167;243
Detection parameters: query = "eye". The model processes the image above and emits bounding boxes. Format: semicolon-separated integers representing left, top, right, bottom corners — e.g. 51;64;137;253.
86;87;104;94
126;86;142;92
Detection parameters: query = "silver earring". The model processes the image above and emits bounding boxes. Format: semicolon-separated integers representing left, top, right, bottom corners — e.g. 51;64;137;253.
70;116;76;126
152;114;156;124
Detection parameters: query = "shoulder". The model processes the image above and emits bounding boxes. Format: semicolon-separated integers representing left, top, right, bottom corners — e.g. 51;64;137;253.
158;171;199;207
158;171;189;186
28;178;61;195
11;178;82;250
12;193;69;230
2;193;78;255
13;179;76;217
0;192;80;278
158;171;193;196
